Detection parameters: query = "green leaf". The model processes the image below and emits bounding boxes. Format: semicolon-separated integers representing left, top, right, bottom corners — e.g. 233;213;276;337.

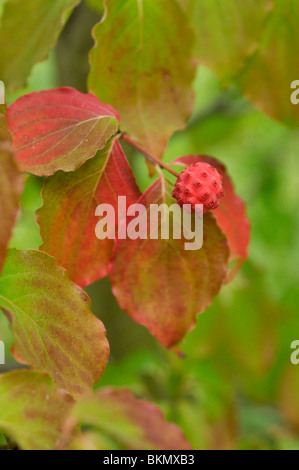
235;0;299;126
0;113;23;273
0;249;109;398
185;0;299;126
66;387;192;450
184;0;273;81
88;0;196;158
85;0;104;13
0;0;80;90
0;370;73;450
0;431;7;447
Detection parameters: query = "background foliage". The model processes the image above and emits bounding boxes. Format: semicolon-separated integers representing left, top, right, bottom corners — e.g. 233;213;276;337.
0;0;299;450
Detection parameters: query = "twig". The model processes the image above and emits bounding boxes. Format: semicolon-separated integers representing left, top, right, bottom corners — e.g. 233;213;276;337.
121;133;180;178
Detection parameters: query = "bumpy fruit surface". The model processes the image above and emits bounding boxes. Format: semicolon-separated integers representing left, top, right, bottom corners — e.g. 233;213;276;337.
173;162;224;213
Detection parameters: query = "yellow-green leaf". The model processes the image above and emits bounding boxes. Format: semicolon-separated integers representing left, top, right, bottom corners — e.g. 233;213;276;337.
185;0;273;81
0;0;80;90
88;0;196;158
0;249;109;398
185;0;299;126
66;387;192;450
0;370;73;450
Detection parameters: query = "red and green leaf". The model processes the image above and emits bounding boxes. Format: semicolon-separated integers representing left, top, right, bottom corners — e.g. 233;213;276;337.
0;371;73;450
65;387;192;450
6;87;120;176
0;249;109;398
109;176;229;348
88;0;196;159
37;139;141;287
0;114;23;273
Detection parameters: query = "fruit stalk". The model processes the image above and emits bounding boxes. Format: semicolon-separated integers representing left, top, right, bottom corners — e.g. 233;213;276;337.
121;133;180;178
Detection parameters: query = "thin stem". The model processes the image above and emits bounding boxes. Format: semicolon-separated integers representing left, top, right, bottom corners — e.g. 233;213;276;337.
121;133;180;178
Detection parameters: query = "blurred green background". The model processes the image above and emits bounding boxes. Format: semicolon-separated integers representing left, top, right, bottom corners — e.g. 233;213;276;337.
1;1;299;450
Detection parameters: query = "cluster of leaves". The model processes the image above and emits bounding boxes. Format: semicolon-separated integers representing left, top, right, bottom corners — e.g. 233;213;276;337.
0;0;297;450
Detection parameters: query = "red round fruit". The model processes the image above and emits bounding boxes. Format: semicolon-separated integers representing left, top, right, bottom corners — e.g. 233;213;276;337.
173;162;224;213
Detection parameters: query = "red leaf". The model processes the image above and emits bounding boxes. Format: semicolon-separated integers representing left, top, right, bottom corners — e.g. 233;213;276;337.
37;139;141;288
0;114;23;272
66;387;192;450
174;155;250;271
109;176;229;348
6;87;120;176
